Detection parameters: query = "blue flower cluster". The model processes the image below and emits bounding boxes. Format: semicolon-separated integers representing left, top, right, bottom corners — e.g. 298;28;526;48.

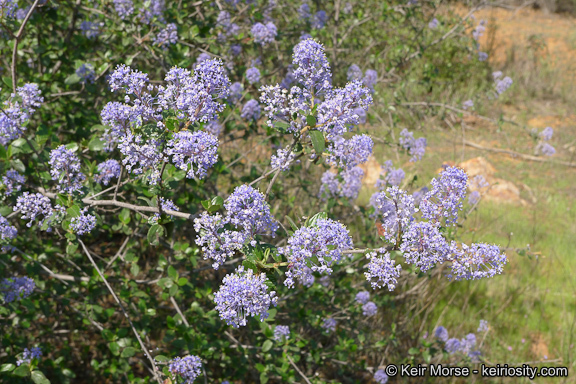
168;355;203;384
195;185;277;269
399;129;427;162
0;83;43;146
319;167;364;201
214;265;278;327
280;218;353;288
16;347;42;366
1;276;35;303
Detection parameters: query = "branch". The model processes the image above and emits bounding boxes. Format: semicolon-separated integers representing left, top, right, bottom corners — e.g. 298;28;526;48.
286;355;312;384
463;140;576;168
79;240;163;384
11;0;42;91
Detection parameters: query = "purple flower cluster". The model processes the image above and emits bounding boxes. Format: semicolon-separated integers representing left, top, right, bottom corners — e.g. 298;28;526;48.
102;61;229;183
399;129;427;162
362;301;378;317
478;320;489;333
49;145;86;194
274;325;290;341
2;170;25;196
205;119;222;136
376;160;405;189
370;187;417;244
281;218;353;288
246;67;261;84
321;317;336;333
228;82;244;104
374;370;389;384
364;250;401;290
473;20;486;41
168;355;202;384
94;160;122;186
347;64;362;81
0;83;44;146
80;21;103;39
429;18;439;29
70;209;97;236
139;0;165;23
113;0;134;19
493;71;513;95
154;23;178;49
447;242;507;280
434;326;449;342
311;10;327;29
292;39;332;93
195;186;277;268
445;333;480;359
224;184;279;236
166;131;219;180
536;127;555;156
317;80;373;139
271;146;296;171
1;276;35;303
346;65;377;91
400;221;449;272
16;347;42;366
319;167;364;201
0;214;17;242
419;166;468;225
468;175;489;205
0;0;17;17
462;99;474;110
214;266;278;327
14;192;56;229
194;213;247;269
76;63;95;84
327;134;373;169
355;291;370;304
241;99;261;120
251;22;277;45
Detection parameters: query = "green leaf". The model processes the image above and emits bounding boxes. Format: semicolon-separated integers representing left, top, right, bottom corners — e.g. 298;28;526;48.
242;260;257;272
66;205;81;219
309;130;325;154
147;224;164;245
65;142;79;152
262;340;273;353
165;117;179;132
13;364;30;377
119;209;130;224
167;265;178;280
285;216;298;231
201;200;211;210
66;243;78;255
88;137;104;151
154;355;170;363
121;347;136;358
408;347;419;355
64;73;81;85
307;212;327;227
0;363;15;372
211;196;224;207
259;372;269;384
306;115;317;127
130;263;140;277
177;277;188;286
10;159;25;173
108;342;120;356
31;370;50;384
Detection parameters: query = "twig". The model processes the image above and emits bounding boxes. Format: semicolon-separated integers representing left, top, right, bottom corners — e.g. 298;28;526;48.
286;355;312;384
11;0;42;91
169;296;190;327
464;140;576;167
79;240;163;384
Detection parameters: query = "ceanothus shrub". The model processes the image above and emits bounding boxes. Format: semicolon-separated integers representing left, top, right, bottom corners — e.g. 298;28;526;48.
0;0;527;382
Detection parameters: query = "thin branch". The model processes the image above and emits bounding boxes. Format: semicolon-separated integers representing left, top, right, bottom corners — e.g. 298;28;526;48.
170;296;190;327
286;355;312;384
79;240;163;384
464;140;576;167
11;0;42;91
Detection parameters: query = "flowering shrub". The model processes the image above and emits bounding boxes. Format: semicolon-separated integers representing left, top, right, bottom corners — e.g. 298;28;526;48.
0;0;529;382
